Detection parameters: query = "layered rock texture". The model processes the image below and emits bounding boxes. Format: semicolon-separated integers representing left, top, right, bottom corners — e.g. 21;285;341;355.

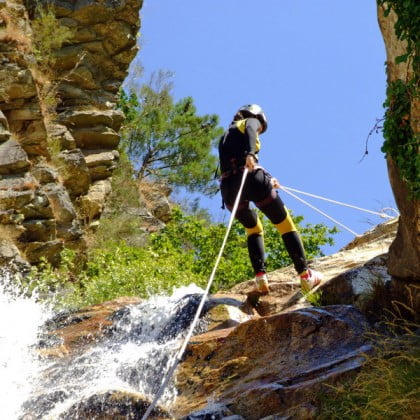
0;0;143;266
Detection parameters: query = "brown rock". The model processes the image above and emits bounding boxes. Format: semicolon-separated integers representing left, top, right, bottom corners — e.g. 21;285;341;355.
0;189;34;211
70;125;120;149
0;139;30;174
58;109;124;131
78;178;112;221
83;149;119;180
32;162;59;184
21;219;56;242
23;240;64;264
175;306;371;419
41;183;77;223
55;148;91;197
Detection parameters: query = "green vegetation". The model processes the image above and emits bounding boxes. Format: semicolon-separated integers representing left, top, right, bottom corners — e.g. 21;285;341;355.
150;207;337;291
118;71;223;194
377;0;419;197
25;202;336;309
31;2;73;68
381;79;419;197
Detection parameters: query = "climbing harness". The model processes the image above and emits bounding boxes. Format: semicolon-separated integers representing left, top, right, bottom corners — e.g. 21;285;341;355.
280;185;397;237
141;168;249;420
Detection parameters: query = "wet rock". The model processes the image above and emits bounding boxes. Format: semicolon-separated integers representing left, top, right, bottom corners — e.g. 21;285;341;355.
175;305;372;419
62;390;171;420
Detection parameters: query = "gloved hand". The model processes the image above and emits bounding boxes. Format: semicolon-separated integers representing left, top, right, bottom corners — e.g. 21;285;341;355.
245;154;256;171
271;177;280;189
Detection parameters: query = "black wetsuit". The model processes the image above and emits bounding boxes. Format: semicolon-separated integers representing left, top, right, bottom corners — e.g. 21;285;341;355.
218;117;308;275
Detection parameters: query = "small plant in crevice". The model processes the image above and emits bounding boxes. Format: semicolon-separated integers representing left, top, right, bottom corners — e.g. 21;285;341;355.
301;287;323;307
31;1;73;69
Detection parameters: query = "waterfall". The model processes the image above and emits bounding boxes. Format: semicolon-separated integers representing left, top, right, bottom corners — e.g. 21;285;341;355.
0;272;206;419
0;270;52;420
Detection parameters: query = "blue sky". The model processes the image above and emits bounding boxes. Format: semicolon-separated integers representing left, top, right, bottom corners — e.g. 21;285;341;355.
125;0;397;254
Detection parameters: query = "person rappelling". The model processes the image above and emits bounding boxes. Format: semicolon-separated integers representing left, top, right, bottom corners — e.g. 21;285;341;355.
218;104;323;293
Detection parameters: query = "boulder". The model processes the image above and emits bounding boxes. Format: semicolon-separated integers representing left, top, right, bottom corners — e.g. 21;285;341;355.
139;181;172;223
41;183;77;223
0;238;29;272
21;192;54;219
78;178;112;222
175;306;372;419
0;139;30;174
0;64;37;101
55;149;91;197
46;123;77;151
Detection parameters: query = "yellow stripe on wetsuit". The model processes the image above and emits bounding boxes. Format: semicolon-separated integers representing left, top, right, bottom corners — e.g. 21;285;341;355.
245;217;263;236
274;208;297;235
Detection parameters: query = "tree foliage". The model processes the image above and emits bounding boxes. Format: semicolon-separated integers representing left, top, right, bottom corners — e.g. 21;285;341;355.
150;207;337;291
118;71;223;194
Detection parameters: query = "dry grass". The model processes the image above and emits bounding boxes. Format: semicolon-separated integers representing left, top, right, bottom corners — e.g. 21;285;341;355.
318;306;420;419
0;8;31;51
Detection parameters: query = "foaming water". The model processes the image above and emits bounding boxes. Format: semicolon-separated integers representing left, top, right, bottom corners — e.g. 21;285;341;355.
0;274;205;419
0;271;53;420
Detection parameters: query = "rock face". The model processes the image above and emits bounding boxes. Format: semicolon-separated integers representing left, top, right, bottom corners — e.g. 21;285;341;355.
26;221;401;419
377;5;420;281
0;0;143;265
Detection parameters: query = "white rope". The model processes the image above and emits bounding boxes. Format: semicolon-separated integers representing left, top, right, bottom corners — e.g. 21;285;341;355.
141;168;249;420
280;186;361;237
282;186;396;219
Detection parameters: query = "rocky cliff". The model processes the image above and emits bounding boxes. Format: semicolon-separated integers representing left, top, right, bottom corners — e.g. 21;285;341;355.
0;0;143;267
377;3;420;282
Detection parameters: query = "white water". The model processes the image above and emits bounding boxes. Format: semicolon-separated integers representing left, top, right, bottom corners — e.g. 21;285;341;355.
0;272;205;419
0;271;52;420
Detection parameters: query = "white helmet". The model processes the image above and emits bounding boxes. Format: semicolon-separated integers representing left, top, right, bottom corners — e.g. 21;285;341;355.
234;104;268;133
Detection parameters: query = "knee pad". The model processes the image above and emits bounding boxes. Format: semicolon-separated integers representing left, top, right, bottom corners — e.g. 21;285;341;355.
274;209;297;235
245;217;263;236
